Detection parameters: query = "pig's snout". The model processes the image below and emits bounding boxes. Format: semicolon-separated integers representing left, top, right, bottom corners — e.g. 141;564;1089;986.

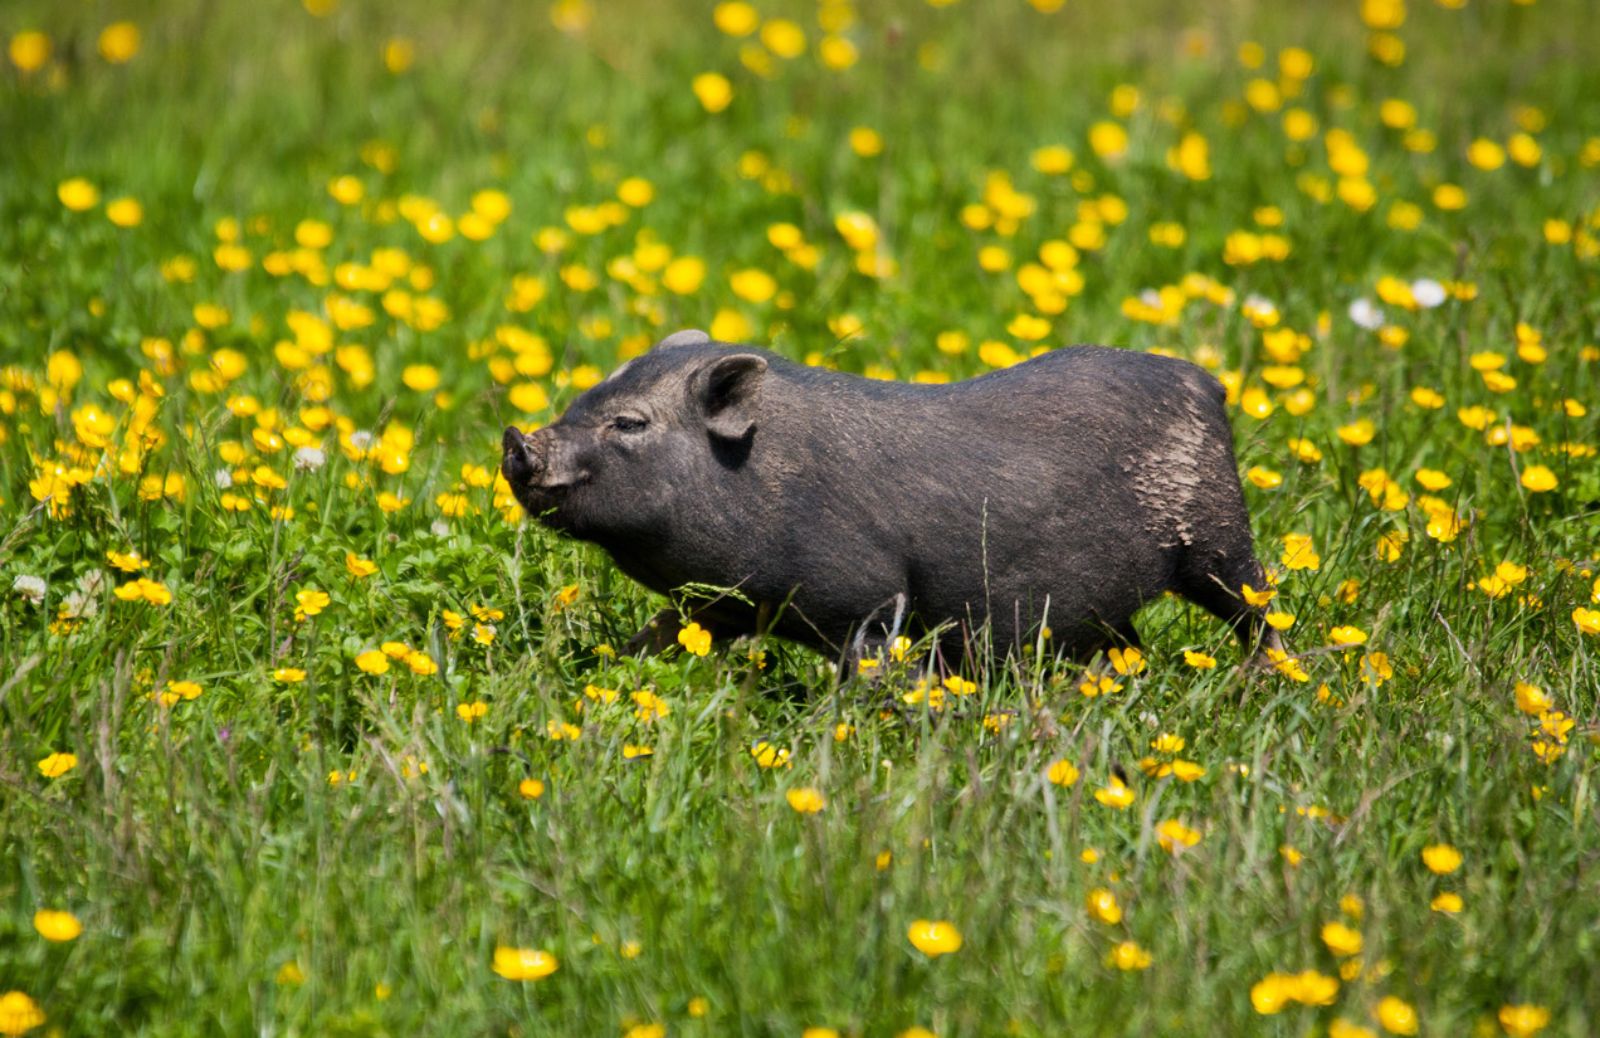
501;426;547;486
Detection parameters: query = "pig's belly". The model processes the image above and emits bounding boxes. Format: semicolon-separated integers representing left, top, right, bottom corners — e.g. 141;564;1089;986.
901;491;1179;650
906;564;1168;652
757;470;1183;653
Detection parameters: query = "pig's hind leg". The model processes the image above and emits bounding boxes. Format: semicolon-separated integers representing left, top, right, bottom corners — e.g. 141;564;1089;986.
839;592;910;680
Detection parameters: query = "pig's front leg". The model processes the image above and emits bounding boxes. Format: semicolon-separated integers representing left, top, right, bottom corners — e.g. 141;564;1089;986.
624;608;688;656
623;607;744;657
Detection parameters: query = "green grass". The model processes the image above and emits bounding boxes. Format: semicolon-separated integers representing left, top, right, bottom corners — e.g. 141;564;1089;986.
3;0;1600;1035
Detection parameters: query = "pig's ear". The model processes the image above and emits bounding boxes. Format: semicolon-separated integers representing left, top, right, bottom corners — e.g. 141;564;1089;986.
695;353;767;441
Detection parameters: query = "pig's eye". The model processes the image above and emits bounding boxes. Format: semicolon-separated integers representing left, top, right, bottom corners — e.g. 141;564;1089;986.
609;414;649;434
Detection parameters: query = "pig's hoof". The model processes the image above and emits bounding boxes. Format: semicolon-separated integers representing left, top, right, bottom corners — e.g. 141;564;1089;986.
624;609;682;657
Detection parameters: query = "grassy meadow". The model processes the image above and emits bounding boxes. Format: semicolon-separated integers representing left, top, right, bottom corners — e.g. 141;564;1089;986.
4;0;1600;1034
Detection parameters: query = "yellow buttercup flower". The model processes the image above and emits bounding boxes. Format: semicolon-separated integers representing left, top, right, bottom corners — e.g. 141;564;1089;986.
1421;843;1462;874
345;553;378;578
1032;145;1074;174
1320;921;1362;957
10;31;51;73
786;787;825;814
1520;465;1557;492
1108;646;1144;675
662;256;706;294
1156;819;1202;852
751;742;792;768
401;364;440;391
834;211;879;252
1094;776;1135;808
692;72;733;113
98;22;141;63
1266;647;1309;681
1497;1005;1550;1038
33;910;82;942
492;946;558;981
713;2;758;37
106;197;143;227
1329;625;1368;647
1281;533;1321;571
0;991;47;1035
729;268;777;303
1251;970;1339;1013
58;178;100;212
328;175;364;204
677;622;712;656
617;177;654;207
1242;583;1276;606
1108;941;1152;971
37;752;78;778
1467;138;1505;170
1377;996;1418;1035
760;18;805;58
157;681;202;707
1089;121;1129;160
847;125;883;158
1337;419;1376;446
906;919;962;957
1433;183;1467;210
1085;888;1121;924
114;578;173;605
1045;759;1079;787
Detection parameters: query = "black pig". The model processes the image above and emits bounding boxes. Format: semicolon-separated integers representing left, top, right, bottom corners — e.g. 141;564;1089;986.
502;330;1280;667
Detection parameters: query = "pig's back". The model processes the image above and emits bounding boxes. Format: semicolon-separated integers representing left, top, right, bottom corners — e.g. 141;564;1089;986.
943;345;1224;429
766;344;1232;523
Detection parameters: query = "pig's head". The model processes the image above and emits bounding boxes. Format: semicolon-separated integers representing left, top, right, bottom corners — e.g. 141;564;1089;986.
500;330;768;542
